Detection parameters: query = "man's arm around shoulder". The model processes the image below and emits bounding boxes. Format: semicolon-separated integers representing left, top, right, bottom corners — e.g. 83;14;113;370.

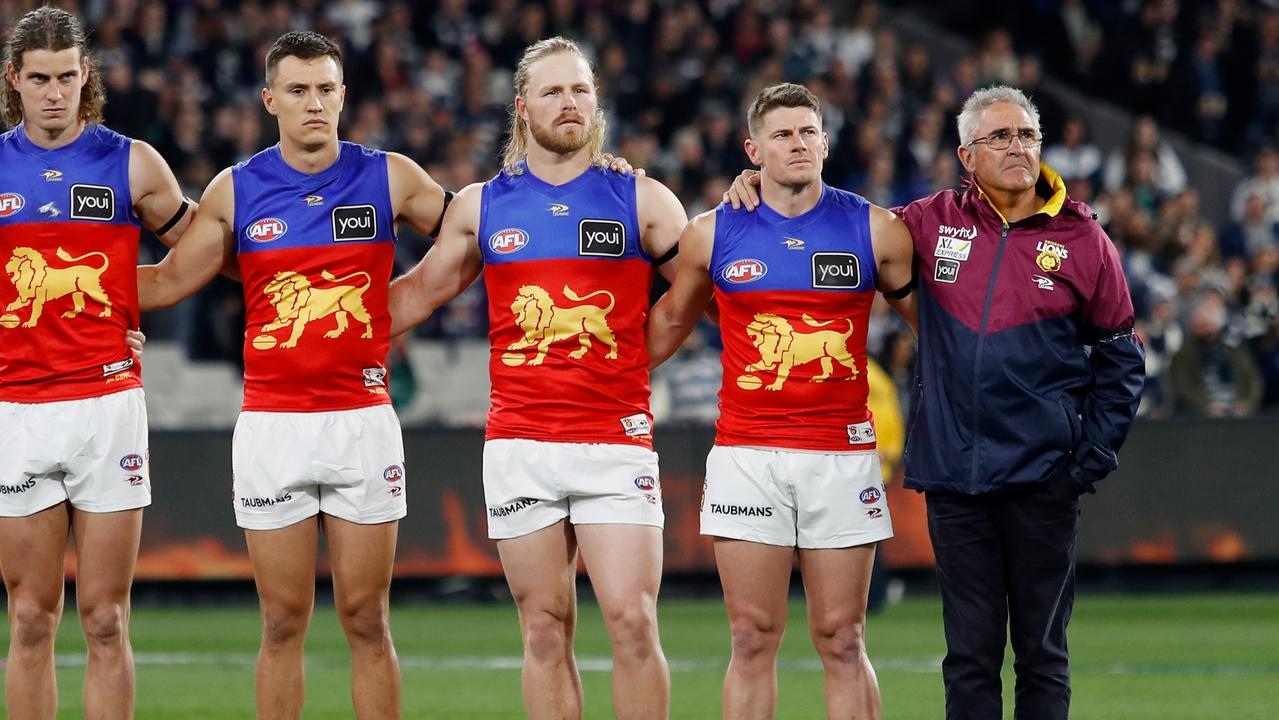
387;182;484;337
647;210;716;368
137;168;236;312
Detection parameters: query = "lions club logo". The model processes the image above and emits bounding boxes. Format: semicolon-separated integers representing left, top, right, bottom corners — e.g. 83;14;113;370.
737;313;858;391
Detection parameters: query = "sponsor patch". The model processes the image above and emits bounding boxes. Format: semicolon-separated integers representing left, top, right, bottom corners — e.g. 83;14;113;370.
247;217;287;243
634;475;658;492
935;258;960;284
812;252;861;289
363;367;387;387
859;486;883;504
383;465;404;483
102;358;134;377
620;413;652;437
1033;274;1055;291
0;193;25;217
70;184;114;221
0;479;37;494
120;454;145;471
489;497;539;517
38;202;60;217
241;492;292;508
489;228;529;254
332;204;377;242
934;236;973;261
847;420;877;445
579;218;625;257
708;503;774;517
723;258;767;284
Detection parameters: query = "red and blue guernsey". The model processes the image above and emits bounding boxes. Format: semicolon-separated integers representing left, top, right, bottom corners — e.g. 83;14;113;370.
479;162;654;447
233;142;394;412
712;184;878;452
0;123;141;402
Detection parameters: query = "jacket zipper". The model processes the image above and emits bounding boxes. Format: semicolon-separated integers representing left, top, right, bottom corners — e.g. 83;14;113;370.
969;222;1010;492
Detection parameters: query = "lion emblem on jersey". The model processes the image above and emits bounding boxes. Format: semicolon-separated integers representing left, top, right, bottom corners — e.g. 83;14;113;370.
2;247;111;328
502;284;618;367
256;270;374;349
739;313;858;391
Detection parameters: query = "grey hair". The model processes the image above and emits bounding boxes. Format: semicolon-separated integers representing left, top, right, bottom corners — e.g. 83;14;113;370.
956;85;1041;145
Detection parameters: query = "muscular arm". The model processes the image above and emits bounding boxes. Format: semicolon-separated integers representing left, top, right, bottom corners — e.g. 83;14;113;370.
386;152;447;236
129;140;196;247
646;211;716;368
387;183;484;337
636;175;689;284
136;169;236;311
869;204;919;333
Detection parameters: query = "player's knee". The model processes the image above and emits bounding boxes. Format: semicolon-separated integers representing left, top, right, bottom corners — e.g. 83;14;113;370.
337;598;391;648
522;608;572;662
728;615;784;663
80;601;128;648
811;616;866;667
10;599;59;649
602;600;659;657
260;603;311;648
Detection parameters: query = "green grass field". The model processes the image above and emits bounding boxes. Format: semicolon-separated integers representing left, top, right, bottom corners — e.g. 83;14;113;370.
2;592;1277;718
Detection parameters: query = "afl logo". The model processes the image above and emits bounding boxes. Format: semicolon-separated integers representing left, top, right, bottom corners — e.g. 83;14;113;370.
859;486;882;504
0;193;25;217
723;258;767;284
120;454;145;471
383;465;404;483
634;476;658;492
490;228;529;254
247;217;288;243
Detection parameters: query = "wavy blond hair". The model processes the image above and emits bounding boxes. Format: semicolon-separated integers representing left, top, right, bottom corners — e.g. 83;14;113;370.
501;37;606;173
2;7;104;128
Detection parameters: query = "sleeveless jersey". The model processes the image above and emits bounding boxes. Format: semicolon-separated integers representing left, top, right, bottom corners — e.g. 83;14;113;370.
0;123;141;402
479;163;654;446
711;185;878;452
233;142;395;412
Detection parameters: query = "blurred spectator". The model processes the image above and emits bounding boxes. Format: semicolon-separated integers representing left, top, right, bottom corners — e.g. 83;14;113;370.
1170;289;1263;416
1104;115;1187;196
1042;114;1103;185
1230;147;1279;222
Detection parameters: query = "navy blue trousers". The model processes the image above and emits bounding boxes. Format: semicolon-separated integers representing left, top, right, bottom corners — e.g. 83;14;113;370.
925;478;1080;720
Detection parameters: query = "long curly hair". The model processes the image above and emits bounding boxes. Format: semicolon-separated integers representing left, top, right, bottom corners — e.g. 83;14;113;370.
2;7;105;128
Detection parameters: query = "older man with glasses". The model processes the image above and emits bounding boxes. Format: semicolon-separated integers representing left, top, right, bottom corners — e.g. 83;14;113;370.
894;85;1145;720
726;84;1146;720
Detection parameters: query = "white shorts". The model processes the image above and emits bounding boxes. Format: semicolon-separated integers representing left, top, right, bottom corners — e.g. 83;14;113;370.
232;405;407;530
700;445;893;549
0;389;150;517
482;439;664;540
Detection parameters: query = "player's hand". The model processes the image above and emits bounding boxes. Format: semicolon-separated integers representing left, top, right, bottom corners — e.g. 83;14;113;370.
723;169;761;210
127;329;146;359
601;153;646;177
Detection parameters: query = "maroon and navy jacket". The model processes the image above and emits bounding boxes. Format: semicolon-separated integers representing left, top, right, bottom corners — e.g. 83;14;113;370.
895;165;1145;494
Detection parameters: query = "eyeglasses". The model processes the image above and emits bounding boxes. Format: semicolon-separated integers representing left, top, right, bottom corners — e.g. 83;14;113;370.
967;128;1043;151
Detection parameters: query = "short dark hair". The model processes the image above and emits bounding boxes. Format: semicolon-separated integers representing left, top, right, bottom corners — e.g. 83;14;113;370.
2;7;104;127
265;31;343;85
747;83;822;137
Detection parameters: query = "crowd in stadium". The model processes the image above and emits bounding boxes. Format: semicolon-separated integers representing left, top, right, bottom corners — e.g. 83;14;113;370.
11;0;1279;418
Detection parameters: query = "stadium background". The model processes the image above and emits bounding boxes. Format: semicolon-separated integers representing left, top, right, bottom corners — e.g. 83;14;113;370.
2;0;1278;718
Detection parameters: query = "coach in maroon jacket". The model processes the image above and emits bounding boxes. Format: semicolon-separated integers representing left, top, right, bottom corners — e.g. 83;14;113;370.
894;86;1145;720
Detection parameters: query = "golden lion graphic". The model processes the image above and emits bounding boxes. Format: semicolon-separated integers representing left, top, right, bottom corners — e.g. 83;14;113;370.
257;269;374;349
503;284;618;367
3;247;111;328
740;313;858;391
